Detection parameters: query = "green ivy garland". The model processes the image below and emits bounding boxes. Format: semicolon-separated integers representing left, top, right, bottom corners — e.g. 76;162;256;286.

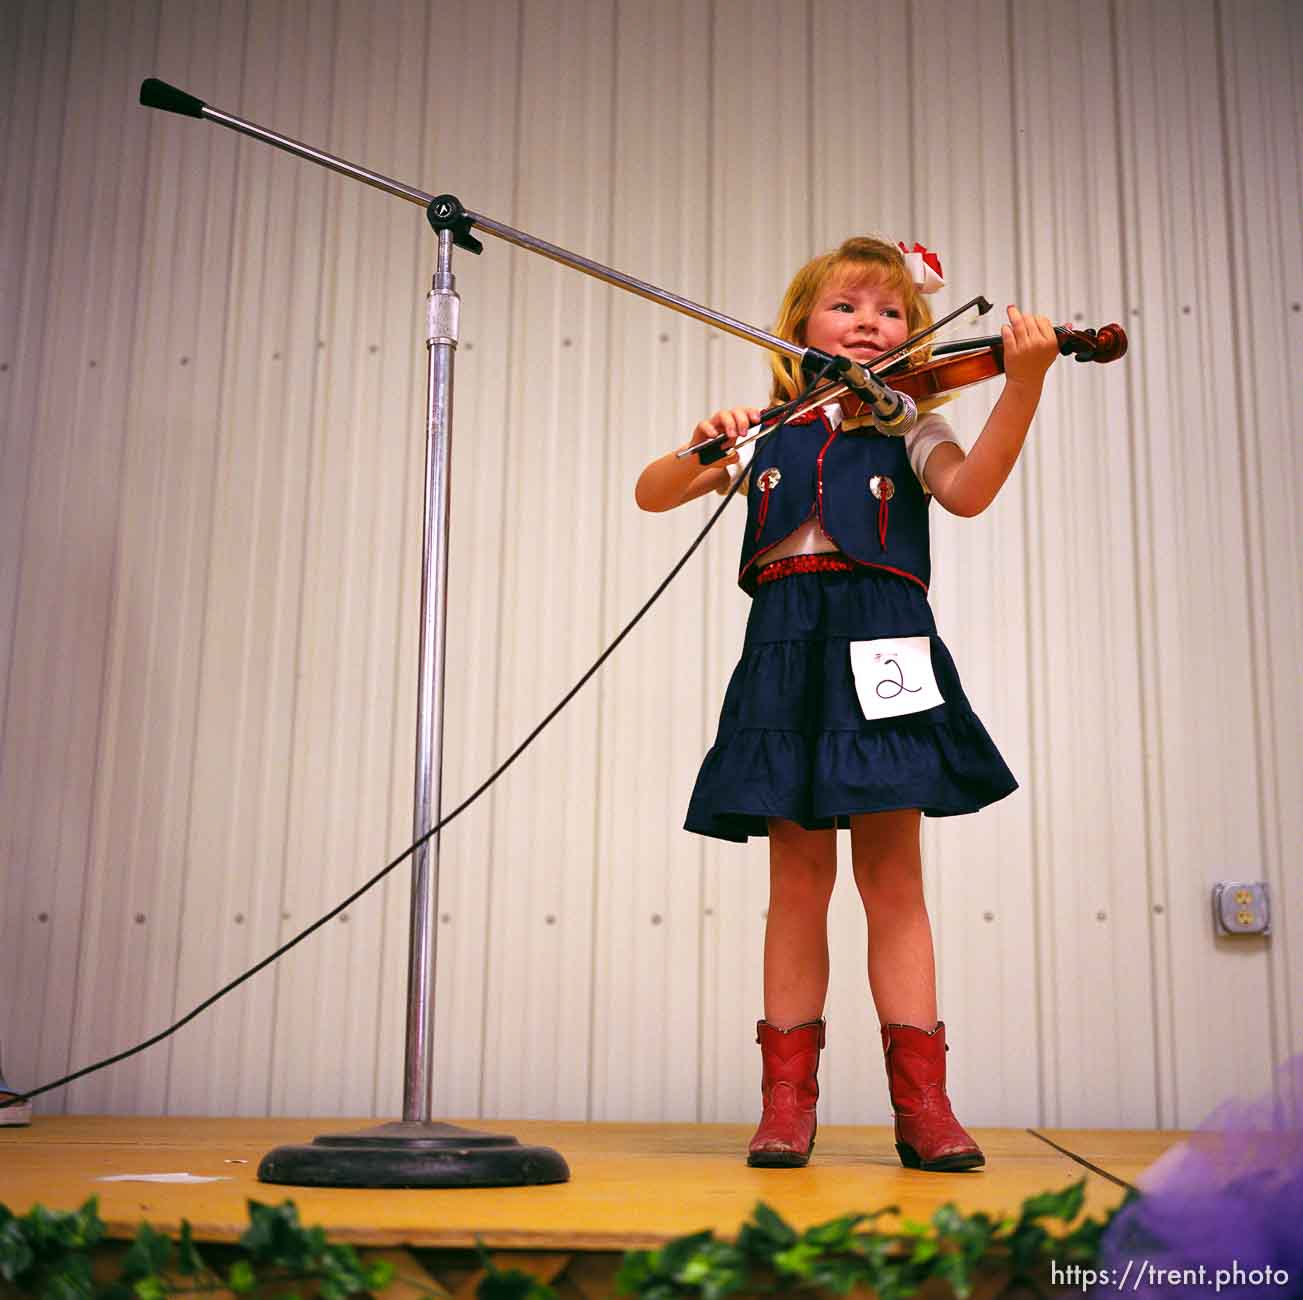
0;1180;1126;1299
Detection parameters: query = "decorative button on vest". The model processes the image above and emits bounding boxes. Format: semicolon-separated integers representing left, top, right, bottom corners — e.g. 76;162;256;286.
755;467;782;539
869;476;894;550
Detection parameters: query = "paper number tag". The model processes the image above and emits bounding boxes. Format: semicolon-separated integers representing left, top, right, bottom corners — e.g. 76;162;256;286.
849;637;945;720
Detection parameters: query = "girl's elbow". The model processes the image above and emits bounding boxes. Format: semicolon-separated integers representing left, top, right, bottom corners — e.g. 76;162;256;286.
938;488;992;518
634;481;671;513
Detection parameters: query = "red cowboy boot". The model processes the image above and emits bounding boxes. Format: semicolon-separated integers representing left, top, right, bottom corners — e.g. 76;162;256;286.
881;1021;984;1171
747;1019;825;1167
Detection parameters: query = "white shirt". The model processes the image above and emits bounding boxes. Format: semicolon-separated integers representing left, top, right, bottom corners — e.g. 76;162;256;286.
722;404;960;562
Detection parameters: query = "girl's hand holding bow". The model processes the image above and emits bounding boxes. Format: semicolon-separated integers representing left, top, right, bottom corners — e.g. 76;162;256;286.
635;405;763;512
691;406;764;465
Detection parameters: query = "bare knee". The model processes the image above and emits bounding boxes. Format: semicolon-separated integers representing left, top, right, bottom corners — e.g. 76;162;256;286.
850;810;925;909
768;820;837;910
853;854;925;911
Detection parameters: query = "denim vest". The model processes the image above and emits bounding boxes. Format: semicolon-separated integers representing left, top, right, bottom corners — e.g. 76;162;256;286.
737;408;932;595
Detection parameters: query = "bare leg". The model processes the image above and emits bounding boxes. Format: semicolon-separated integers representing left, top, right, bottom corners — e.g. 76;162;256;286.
851;812;982;1170
763;819;837;1026
849;809;937;1028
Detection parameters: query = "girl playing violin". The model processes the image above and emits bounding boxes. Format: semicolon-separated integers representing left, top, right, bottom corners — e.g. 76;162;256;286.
635;236;1060;1171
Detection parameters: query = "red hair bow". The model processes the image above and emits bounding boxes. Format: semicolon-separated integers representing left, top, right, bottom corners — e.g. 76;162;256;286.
897;241;945;294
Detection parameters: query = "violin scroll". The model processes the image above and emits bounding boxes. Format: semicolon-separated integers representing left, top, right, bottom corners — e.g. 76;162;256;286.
1058;322;1127;364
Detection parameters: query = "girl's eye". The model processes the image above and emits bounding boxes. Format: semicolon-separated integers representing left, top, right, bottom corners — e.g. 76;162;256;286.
832;303;854;312
882;308;903;318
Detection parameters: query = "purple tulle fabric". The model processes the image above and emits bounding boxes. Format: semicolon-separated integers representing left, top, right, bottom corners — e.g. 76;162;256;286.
1097;1055;1303;1298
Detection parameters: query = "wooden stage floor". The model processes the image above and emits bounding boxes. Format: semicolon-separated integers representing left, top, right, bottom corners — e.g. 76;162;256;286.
1;1116;1184;1292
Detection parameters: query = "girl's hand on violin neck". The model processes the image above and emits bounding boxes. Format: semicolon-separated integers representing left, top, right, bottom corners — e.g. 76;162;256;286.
1001;305;1059;390
694;406;763;461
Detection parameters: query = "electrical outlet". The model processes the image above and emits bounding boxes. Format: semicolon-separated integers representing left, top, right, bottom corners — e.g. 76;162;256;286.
1211;881;1270;937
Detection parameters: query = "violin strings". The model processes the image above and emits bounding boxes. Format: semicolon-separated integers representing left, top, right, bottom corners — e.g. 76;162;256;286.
868;294;992;375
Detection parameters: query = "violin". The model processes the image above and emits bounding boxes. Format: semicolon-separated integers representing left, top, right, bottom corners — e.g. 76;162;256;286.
850;321;1127;410
681;320;1127;462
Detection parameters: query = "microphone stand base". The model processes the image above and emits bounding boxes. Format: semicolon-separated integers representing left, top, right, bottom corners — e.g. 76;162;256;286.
257;1120;570;1188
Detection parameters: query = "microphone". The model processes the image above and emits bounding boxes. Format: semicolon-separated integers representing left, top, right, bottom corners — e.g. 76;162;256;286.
839;359;917;436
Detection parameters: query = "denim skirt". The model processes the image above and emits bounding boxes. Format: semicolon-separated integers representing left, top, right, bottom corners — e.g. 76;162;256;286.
684;566;1017;842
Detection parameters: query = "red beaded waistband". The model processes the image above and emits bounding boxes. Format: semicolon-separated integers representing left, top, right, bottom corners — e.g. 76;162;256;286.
755;553;856;585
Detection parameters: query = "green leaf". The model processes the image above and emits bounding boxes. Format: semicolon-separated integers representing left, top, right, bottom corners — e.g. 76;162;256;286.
474;1244;559;1299
240;1198;310;1267
227;1257;257;1293
675;1253;714;1285
69;1199;107;1251
42;1261;96;1300
803;1212;868;1251
657;1229;716;1279
772;1239;823;1277
614;1250;654;1290
477;1269;557;1299
1018;1179;1085;1224
749;1201;797;1248
930;1203;967;1237
133;1276;167;1300
122;1223;173;1278
909;1235;939;1264
176;1220;207;1277
319;1241;372;1294
0;1217;36;1283
365;1256;396;1289
934;1249;974;1299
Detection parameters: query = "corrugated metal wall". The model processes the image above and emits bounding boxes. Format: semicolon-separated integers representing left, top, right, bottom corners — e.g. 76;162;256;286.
2;0;1299;1130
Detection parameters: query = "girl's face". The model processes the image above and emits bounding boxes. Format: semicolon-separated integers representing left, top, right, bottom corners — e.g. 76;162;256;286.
803;273;910;363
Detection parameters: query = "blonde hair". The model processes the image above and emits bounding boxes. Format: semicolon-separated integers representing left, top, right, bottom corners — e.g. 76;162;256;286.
767;236;937;408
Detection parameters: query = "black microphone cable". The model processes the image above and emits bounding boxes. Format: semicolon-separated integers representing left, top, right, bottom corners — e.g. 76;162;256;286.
0;361;839;1112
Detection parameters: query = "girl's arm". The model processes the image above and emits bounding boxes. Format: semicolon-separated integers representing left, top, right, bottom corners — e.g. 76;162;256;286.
635;405;762;512
924;306;1059;517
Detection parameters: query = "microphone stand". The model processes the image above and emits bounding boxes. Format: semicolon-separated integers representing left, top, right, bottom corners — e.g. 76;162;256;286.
137;77;903;1188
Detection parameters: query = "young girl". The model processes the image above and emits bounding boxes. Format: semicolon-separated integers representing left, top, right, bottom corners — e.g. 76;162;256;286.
635;237;1059;1172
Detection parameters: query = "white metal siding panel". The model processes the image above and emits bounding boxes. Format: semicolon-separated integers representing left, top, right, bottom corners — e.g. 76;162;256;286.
0;0;79;1096
589;0;713;1123
1216;0;1303;1083
64;0;247;1116
264;0;427;1121
474;0;617;1122
161;0;328;1118
1013;0;1156;1129
1116;0;1283;1128
3;0;160;1106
